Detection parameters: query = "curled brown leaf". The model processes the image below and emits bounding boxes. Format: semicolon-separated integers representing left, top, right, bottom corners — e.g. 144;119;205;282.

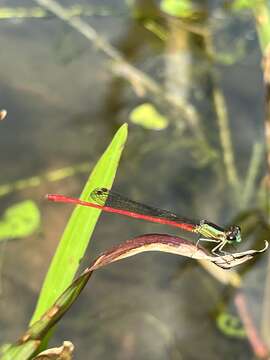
89;233;269;271
33;341;74;359
9;234;268;358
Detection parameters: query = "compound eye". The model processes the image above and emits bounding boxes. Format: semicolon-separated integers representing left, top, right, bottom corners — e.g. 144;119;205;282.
94;188;109;196
226;230;238;241
98;188;108;193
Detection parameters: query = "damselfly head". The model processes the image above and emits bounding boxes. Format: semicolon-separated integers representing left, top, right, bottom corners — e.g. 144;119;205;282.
95;188;108;195
90;187;109;205
226;225;241;243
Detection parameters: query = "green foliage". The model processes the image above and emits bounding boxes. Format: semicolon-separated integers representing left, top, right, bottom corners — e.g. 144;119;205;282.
253;2;270;52
130;103;168;130
0;201;40;241
216;312;246;338
230;0;264;11
160;0;195;18
1;125;128;360
0;341;40;360
30;124;128;325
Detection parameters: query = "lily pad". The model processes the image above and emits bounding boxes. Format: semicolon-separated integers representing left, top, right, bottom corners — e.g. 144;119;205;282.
0;200;40;241
130;103;168;130
160;0;195;18
216;312;246;338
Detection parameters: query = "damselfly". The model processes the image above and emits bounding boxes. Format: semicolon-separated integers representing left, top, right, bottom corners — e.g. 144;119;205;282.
47;187;242;255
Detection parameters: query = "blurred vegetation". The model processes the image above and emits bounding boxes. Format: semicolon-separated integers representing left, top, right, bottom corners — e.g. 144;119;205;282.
1;0;270;358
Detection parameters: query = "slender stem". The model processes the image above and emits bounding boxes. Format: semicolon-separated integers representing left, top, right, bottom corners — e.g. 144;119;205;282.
262;44;270;228
235;292;269;359
212;84;240;190
202;32;240;191
261;248;270;347
253;0;270;215
241;142;264;208
0;239;7;296
253;2;270;350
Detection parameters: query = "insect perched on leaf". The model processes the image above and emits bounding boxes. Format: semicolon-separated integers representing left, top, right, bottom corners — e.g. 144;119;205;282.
47;187;242;255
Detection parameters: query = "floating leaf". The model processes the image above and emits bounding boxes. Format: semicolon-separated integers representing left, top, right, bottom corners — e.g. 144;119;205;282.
216;312;246;338
160;0;195;18
0;200;40;241
230;0;264;11
130;103;168;130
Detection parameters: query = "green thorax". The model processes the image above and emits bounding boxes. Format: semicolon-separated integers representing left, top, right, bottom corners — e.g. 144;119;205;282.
196;221;225;240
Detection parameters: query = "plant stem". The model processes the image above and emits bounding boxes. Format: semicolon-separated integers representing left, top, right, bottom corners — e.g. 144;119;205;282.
212;85;240;190
241;142;264;208
33;0;206;141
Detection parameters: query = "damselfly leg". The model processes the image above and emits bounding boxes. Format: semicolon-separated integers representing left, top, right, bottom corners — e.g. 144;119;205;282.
196;237;234;258
211;239;230;256
196;237;220;248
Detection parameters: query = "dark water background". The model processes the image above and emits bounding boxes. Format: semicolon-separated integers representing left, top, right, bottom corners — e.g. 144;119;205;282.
0;1;268;359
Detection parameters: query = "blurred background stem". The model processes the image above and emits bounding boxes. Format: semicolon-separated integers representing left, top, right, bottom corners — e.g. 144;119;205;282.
252;0;270;348
33;0;206;143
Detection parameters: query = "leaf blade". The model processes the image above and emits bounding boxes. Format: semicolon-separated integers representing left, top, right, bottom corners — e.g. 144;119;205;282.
30;124;128;324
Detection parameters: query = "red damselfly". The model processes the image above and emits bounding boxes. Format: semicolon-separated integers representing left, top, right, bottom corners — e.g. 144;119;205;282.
47;187;241;255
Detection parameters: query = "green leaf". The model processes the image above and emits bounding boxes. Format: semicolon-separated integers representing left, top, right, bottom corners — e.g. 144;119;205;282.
0;341;41;360
160;0;194;18
30;124;128;325
2;232;266;359
253;2;270;52
216;312;246;338
0;201;40;241
231;0;264;11
130;103;168;130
